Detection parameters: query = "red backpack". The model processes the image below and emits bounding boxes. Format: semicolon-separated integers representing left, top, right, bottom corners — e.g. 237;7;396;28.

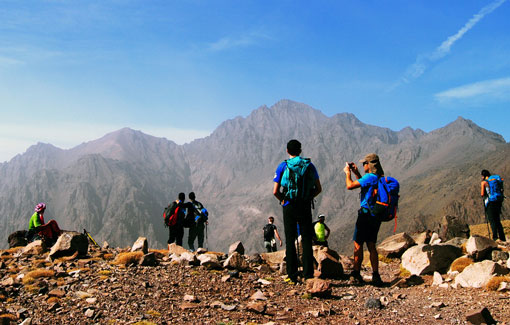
163;202;180;227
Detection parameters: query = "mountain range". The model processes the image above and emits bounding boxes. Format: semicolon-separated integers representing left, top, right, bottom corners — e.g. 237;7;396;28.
1;100;508;253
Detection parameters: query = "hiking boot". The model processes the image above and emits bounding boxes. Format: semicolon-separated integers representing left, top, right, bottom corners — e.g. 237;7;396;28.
370;272;384;287
349;271;364;284
284;276;297;285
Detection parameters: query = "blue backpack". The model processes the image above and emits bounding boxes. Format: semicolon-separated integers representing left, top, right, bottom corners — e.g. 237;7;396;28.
487;175;504;202
280;156;315;201
370;176;400;230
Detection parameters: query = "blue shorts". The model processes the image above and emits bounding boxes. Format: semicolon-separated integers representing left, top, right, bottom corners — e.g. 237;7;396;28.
353;208;381;244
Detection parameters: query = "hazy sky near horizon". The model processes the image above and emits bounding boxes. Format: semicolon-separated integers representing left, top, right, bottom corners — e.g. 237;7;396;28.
1;0;509;162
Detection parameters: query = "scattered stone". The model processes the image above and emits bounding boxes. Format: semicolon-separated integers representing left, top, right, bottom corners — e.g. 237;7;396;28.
19;318;32;325
180;302;200;310
465;307;496;324
260;250;286;266
246;301;266;314
183;294;199;302
48;289;66;298
438;215;470;241
491;250;509;262
167;243;190;256
455;260;509;288
256;264;273;273
220;304;237;311
221;275;231;282
180;252;199;266
497;281;510;292
257;278;271;285
86;297;97;304
8;230;28;248
131;237;148;254
305;278;331;298
379;296;389;306
22;240;46;255
250;290;267;301
196;248;207;254
315;247;344;279
394;275;424;288
429;233;441;245
228;241;244;255
401;244;462;275
466;235;498;261
377;232;416;258
139;252;158;266
430;302;446;309
1;277;14;286
102;241;109;249
49;231;89;260
432;272;443;286
198;254;222;269
365;298;382;309
445;237;468;248
84;309;95;318
223;252;248;271
411;230;432;245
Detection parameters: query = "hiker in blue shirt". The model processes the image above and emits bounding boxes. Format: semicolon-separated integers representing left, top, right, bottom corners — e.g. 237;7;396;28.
481;169;506;241
273;139;322;284
344;153;384;286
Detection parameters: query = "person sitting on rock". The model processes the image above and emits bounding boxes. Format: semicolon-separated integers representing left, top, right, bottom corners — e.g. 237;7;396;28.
27;203;61;245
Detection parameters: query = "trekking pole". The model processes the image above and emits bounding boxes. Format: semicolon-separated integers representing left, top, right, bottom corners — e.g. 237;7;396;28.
483;199;491;238
84;229;100;247
205;224;209;250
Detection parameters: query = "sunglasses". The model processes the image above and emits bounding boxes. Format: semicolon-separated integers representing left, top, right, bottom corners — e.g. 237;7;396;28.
362;161;368;166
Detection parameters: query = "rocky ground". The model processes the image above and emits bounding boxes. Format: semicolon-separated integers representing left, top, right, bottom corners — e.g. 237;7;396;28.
1;238;510;325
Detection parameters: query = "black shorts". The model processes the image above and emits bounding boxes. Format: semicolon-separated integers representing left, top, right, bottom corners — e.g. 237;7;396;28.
353;208;381;244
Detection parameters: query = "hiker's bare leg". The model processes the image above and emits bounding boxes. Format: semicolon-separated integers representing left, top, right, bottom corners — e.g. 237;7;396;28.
353;241;363;271
367;242;379;273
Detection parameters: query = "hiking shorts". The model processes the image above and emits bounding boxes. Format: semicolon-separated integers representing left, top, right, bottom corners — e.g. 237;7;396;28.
353;208;381;244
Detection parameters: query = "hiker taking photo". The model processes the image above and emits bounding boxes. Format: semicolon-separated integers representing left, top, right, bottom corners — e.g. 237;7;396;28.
481;169;506;241
273;139;322;284
263;216;282;252
344;153;385;286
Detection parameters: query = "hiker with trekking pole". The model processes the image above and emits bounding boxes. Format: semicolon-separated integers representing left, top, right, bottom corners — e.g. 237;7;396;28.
184;192;209;251
481;169;506;241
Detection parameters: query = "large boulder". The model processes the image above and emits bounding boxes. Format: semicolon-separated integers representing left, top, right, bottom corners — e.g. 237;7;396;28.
131;237;148;254
223;252;248;271
314;247;343;279
228;241;245;255
466;235;498;261
49;231;89;260
454;260;509;288
8;230;28;248
168;243;190;256
438;215;470;241
410;231;432;245
378;232;416;258
260;250;286;266
401;244;462;275
22;240;46;255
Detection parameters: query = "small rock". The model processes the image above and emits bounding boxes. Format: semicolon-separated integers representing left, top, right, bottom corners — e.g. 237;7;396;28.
432;272;443;286
180;302;200;310
250;290;267;301
379;296;389;306
228;241;244;255
19;318;33;325
257;278;271;285
365;298;382;309
430;302;446;309
183;294;199;302
221;275;231;282
48;289;66;298
86;297;97;304
131;237;149;253
221;304;237;311
434;314;442;320
84;309;94;318
246;301;266;314
305;278;331;298
465;307;496;324
196;248;207;254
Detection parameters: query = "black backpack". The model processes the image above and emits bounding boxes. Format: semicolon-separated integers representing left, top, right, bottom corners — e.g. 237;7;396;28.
263;224;275;241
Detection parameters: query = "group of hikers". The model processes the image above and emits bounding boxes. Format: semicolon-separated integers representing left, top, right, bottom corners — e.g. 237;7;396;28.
23;139;505;288
163;192;209;252
269;139;505;286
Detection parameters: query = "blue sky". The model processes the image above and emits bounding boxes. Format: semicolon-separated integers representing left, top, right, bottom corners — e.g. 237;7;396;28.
1;0;509;162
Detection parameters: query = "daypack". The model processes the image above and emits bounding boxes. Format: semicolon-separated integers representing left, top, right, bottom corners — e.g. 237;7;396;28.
163;202;182;227
370;176;400;231
280;156;316;201
195;208;208;223
263;224;275;241
487;175;504;202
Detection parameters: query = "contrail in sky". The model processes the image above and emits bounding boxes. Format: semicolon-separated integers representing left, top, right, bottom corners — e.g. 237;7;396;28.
398;0;507;85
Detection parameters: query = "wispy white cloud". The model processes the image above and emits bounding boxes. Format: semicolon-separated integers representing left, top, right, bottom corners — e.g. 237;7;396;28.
208;31;271;52
435;77;510;103
396;0;507;87
0;123;211;163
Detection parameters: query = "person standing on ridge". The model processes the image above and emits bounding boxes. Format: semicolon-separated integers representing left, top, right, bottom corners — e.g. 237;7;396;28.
186;192;207;251
273;139;322;284
166;193;186;248
481;169;506;241
344;153;384;286
263;216;283;252
313;214;330;247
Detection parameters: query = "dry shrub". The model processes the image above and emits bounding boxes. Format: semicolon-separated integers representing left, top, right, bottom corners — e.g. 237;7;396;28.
22;276;35;285
399;264;411;277
485;276;510;291
1;254;13;260
0;294;6;301
98;270;112;275
146;310;161;317
0;314;17;321
54;251;79;263
378;254;395;264
113;251;143;266
103;253;114;260
5;247;22;254
99;275;109;281
24;284;41;294
460;242;468;255
149;249;168;259
25;268;55;279
56;279;66;287
32;259;48;268
449;257;474;273
47;297;60;304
